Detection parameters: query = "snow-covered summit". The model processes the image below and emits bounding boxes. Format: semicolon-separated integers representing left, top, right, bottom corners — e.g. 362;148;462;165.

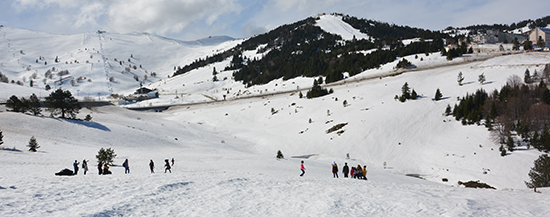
315;14;370;41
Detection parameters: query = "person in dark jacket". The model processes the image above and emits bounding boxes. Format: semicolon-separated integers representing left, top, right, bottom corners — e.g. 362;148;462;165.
332;162;339;178
123;159;130;174
164;159;172;173
82;159;88;175
98;162;103;175
342;162;349;178
73;160;79;175
149;159;155;173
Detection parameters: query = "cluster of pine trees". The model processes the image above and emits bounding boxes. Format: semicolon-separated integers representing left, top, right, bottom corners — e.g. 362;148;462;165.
450;65;550;153
172;16;446;87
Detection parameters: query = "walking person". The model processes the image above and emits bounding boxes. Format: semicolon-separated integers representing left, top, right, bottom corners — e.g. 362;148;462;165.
171;158;174;166
73;160;79;175
98;162;103;175
300;161;306;177
363;165;368;180
332;162;339;178
123;159;130;174
149;159;155;173
164;159;172;173
342;162;349;178
82;159;88;175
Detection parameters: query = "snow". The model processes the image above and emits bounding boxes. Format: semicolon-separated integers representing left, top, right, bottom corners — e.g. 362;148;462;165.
1;26;550;216
315;14;370;41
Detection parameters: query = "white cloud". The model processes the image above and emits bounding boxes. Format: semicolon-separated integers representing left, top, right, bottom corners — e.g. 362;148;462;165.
105;0;242;35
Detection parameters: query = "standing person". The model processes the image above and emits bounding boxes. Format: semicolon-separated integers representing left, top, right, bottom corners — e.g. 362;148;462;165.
342;162;349;178
171;158;174;166
98;162;103;175
123;159;130;174
351;167;355;179
82;159;88;175
332;162;339;178
149;159;155;173
300;161;306;177
164;159;172;173
73;160;79;175
363;165;368;180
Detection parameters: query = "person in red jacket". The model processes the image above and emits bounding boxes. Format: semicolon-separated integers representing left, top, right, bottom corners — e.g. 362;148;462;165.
332;162;339;178
300;161;305;177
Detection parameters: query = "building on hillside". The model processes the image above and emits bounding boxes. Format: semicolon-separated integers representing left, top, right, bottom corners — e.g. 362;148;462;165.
498;32;528;44
529;27;550;48
472;34;498;44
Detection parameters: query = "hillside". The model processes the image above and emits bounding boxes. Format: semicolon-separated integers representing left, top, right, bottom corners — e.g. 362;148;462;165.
0;26;240;101
1;13;550;216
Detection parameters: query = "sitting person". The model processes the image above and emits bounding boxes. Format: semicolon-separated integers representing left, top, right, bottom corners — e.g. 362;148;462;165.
102;164;112;175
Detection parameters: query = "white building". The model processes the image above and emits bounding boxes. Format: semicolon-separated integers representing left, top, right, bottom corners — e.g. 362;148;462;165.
529;27;550;48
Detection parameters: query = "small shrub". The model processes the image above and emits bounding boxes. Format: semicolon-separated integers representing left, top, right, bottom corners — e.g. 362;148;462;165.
458;180;496;189
276;150;284;159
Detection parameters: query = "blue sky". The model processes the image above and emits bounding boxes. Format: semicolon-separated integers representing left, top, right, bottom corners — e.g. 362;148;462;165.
1;0;549;41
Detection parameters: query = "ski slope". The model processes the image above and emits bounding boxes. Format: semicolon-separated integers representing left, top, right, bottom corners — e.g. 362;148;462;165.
1;20;550;216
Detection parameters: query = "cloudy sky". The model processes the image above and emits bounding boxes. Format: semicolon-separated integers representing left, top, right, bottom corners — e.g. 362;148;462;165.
1;0;549;41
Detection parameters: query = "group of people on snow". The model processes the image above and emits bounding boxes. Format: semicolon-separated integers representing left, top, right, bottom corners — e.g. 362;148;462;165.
67;158;175;176
300;161;368;180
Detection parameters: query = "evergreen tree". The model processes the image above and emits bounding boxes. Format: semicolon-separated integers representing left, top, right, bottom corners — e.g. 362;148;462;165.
28;93;41;115
27;136;40;152
457;71;465;86
401;82;411;99
524;39;533;51
524;69;532;84
45;89;81;119
513;37;520;51
506;135;515;152
96;147;117;166
6;95;23;112
411;89;418;99
0;130;3;146
537;36;546;48
276;150;284;159
445;104;452;116
434;88;443;101
499;144;507;156
478;73;486;85
525;154;550;188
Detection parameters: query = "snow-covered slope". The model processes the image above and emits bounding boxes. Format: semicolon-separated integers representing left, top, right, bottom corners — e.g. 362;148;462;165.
0;26;240;100
1;24;550;216
1;103;549;216
315;14;370;41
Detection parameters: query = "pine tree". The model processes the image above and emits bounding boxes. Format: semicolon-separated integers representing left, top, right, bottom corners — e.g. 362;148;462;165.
445;104;452;116
276;150;284;159
478;73;486;85
499;144;507;156
537;36;546;48
6;95;23;112
513;37;520;51
45;89;81;119
96;147;117;166
434;88;443;101
411;89;418;99
27;136;40;152
506;135;515;152
525;154;550;188
0;130;4;146
28;93;41;115
457;72;464;86
524;69;532;84
401;82;411;99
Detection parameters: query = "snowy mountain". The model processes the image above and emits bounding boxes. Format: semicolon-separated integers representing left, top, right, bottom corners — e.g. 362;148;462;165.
0;26;240;101
1;14;550;216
